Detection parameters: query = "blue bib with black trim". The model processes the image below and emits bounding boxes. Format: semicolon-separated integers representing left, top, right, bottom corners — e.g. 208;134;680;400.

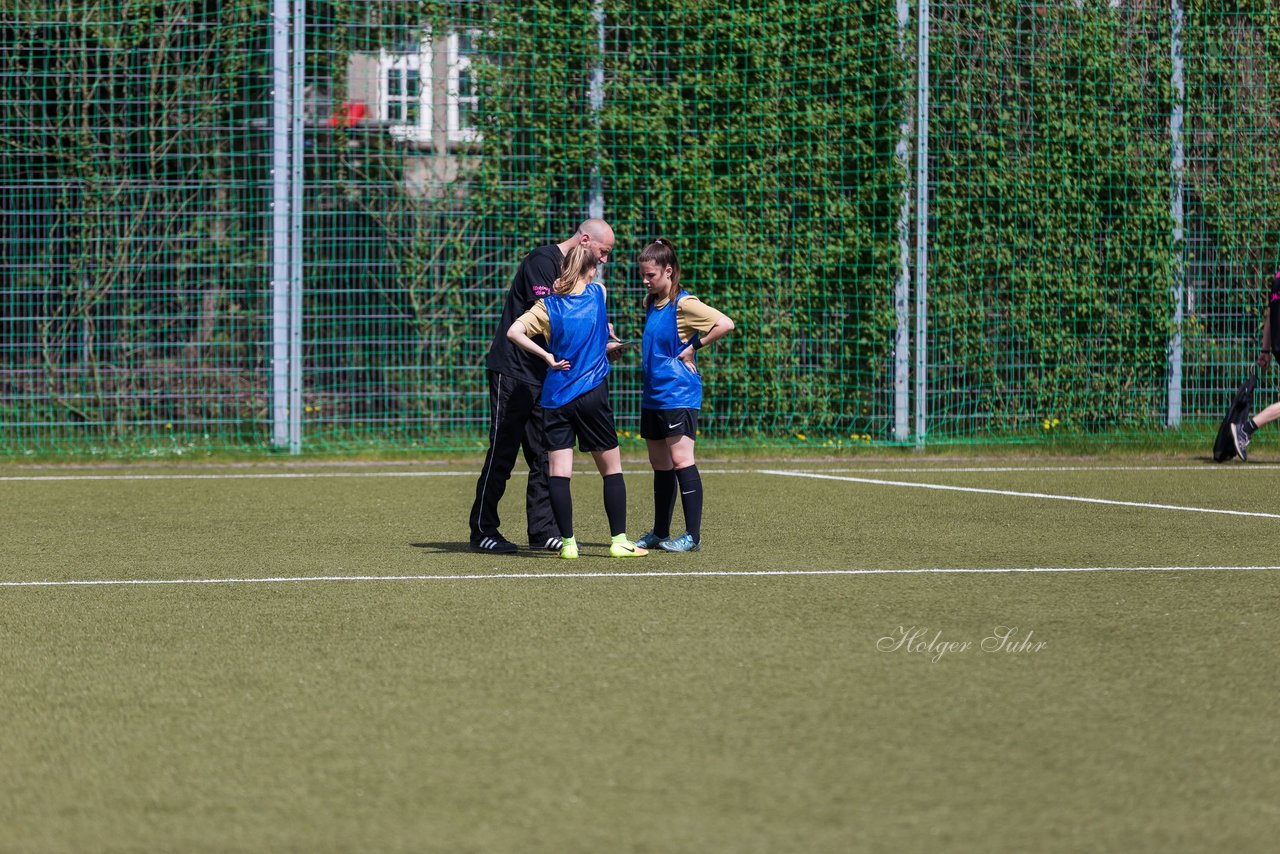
641;292;702;410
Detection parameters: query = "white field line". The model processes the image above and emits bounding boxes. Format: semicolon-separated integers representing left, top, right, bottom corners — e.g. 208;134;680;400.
760;469;1280;520
4;565;1280;588
757;465;1257;473
0;463;1260;482
0;469;790;482
0;470;486;481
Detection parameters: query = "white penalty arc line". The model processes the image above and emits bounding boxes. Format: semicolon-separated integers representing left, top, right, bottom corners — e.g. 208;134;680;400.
760;469;1280;520
3;565;1280;588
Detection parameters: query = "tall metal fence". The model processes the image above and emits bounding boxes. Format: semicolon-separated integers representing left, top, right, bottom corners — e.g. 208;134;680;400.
2;1;1278;456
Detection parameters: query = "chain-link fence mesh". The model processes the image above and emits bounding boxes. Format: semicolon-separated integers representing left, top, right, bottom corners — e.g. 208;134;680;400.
2;1;1277;456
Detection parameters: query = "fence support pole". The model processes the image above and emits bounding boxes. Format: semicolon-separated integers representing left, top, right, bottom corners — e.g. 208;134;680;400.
1168;0;1186;427
288;0;305;454
270;0;292;450
588;0;605;224
894;0;912;442
914;0;930;448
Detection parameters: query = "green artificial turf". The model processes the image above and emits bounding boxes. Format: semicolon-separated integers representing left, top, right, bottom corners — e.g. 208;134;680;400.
2;457;1278;853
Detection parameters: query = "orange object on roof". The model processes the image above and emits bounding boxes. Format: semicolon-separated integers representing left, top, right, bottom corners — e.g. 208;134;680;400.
328;102;368;128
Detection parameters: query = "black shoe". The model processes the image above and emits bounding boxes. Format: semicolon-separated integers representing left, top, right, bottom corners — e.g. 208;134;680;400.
530;536;564;552
471;536;519;554
1232;422;1252;462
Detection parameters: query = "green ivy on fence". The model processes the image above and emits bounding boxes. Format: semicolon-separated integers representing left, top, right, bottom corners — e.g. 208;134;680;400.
2;1;1279;455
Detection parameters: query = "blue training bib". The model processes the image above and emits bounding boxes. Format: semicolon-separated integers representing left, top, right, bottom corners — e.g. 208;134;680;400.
542;281;611;409
641;292;702;410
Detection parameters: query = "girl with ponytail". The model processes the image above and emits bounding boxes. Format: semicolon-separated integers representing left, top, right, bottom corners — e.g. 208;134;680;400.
632;238;735;552
506;244;648;559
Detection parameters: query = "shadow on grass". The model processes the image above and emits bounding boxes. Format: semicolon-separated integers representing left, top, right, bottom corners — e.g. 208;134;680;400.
411;541;594;555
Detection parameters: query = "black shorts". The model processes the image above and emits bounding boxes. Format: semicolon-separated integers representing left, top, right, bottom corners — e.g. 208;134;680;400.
640;407;699;441
544;381;620;453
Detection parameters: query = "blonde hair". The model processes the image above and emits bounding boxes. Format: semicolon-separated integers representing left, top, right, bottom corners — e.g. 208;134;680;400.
553;244;598;296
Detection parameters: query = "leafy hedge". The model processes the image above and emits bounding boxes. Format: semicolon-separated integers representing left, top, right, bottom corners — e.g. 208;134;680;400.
470;0;896;440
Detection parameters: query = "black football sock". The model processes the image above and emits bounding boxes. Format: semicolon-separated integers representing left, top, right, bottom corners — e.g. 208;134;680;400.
602;473;627;537
675;465;703;543
652;468;678;538
548;476;573;539
1246;418;1259;434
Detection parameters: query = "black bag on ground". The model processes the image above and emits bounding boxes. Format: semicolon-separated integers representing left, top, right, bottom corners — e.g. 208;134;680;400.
1270;273;1280;358
1213;369;1258;462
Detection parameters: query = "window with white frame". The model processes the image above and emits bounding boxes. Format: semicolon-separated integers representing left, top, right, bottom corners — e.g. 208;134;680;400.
378;36;429;143
449;30;481;143
376;29;482;145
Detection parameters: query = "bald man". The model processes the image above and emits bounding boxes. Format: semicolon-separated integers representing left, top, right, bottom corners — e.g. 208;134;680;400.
469;220;616;553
